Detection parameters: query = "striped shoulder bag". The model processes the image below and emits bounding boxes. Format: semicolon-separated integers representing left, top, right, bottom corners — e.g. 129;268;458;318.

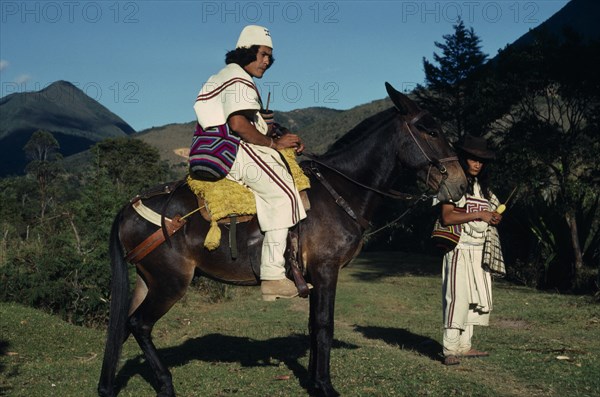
430;207;466;253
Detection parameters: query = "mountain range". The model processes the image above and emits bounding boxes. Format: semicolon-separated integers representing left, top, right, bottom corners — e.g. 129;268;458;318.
134;99;391;175
1;0;597;177
0;81;135;177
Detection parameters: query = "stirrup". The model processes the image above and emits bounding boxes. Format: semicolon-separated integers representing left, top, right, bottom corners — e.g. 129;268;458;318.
287;232;310;297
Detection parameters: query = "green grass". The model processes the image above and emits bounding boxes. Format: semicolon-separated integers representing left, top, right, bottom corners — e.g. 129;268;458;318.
2;252;599;396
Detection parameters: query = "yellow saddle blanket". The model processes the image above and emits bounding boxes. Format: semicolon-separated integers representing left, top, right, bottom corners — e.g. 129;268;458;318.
187;148;310;250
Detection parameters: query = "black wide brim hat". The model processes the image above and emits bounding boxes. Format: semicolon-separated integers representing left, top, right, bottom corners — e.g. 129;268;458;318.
456;135;496;160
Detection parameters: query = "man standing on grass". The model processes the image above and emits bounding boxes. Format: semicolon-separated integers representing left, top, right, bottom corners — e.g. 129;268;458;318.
437;135;505;365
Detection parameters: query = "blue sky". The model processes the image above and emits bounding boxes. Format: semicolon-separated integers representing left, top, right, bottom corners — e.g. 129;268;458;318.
1;0;569;132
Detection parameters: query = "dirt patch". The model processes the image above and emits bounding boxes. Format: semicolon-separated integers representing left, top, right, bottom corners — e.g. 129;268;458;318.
494;318;531;329
174;148;189;158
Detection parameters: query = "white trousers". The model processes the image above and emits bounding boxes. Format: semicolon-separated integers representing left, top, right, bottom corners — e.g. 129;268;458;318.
227;141;306;280
442;244;492;355
261;228;288;280
443;326;473;356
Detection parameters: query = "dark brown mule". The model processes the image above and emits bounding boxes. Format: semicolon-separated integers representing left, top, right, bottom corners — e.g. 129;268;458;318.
97;83;466;397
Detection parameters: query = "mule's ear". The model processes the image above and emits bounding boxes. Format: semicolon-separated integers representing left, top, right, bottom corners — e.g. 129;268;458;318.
385;82;421;115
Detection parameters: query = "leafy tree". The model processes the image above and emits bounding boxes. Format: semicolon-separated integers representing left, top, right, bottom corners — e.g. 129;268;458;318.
492;30;600;288
24;129;60;162
415;17;488;140
93;137;170;195
1;137;173;326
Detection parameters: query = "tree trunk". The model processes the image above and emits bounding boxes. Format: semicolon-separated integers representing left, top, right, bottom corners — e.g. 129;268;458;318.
565;210;584;280
65;212;82;254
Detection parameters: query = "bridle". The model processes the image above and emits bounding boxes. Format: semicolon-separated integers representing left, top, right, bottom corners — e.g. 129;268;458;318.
404;110;458;187
301;109;459;232
303;110;457;199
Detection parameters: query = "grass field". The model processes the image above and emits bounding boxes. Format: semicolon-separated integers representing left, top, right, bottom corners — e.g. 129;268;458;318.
1;252;599;397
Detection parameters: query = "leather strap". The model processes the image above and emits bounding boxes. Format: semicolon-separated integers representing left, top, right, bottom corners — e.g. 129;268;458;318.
132;199;171;226
125;215;186;264
302;154;416;200
307;164;371;230
287;231;310;298
229;215;238;259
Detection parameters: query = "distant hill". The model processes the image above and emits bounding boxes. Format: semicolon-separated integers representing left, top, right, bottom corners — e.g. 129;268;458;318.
298;98;393;154
134;121;196;171
134;97;393;175
0;81;135;176
502;0;600;50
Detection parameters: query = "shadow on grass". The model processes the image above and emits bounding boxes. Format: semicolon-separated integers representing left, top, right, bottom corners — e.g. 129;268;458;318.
115;333;358;395
354;325;442;362
348;251;442;282
0;339;8;373
0;339;14;396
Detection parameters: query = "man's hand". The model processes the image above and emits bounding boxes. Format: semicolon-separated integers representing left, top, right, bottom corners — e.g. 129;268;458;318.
274;133;304;154
479;210;502;225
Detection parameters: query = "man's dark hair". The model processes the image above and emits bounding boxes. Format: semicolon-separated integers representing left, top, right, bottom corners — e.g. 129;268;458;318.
225;45;274;69
458;153;493;200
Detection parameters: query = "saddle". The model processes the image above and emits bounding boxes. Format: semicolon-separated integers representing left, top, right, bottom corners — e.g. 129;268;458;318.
187;147;311;250
127;149;312;296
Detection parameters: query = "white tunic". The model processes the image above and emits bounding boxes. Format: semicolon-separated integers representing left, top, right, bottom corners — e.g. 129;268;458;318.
442;181;495;330
193;63;306;232
194;63;263;129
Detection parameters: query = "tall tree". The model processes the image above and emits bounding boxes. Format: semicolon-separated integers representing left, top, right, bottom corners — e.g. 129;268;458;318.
415;17;488;140
493;30;600;287
23;130;63;220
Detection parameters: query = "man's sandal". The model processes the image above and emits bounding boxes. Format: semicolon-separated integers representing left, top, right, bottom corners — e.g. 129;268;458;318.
443;355;460;366
459;348;489;358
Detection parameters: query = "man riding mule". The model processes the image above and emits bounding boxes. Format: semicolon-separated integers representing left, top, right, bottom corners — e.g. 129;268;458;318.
97;28;467;395
191;25;307;301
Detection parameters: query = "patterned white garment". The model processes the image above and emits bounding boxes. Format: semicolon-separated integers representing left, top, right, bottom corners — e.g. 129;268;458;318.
442;180;494;330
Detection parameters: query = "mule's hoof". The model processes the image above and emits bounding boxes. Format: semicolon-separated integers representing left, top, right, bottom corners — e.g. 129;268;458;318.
312;380;340;397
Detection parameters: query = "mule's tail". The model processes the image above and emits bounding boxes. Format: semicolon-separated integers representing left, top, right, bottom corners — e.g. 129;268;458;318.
98;210;130;397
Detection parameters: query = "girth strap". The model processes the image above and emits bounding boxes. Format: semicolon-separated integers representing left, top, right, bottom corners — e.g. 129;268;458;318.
229;215;238;259
307;164;371;230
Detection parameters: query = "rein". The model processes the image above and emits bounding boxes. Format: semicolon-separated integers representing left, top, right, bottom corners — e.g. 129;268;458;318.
301;154;417;201
364;193;431;238
303;157;432;234
299;110;456;234
300;111;454;202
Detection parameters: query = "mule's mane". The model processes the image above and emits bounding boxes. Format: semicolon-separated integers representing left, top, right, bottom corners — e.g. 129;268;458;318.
323;107;398;156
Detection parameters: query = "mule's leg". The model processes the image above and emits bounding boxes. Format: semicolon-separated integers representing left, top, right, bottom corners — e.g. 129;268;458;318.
128;267;194;397
129;274;148;316
308;266;340;397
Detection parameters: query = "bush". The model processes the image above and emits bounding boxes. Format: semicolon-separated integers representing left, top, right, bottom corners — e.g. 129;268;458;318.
0;233;110;327
189;276;234;303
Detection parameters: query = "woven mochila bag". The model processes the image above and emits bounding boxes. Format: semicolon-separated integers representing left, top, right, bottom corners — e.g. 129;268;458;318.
189;123;240;181
430;207;466;253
